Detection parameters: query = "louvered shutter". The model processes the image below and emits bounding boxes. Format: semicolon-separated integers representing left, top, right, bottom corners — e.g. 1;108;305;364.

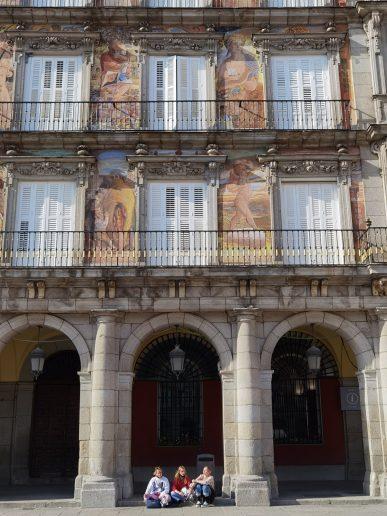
149;56;176;129
176;56;206;129
271;55;329;129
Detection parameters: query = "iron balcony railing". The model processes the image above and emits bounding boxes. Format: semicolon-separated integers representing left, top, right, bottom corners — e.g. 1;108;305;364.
0;100;351;132
0;228;385;268
0;0;343;7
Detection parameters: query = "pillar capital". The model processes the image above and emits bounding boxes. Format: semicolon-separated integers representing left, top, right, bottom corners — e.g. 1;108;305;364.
90;309;123;324
219;369;234;383
233;306;263;322
78;371;92;384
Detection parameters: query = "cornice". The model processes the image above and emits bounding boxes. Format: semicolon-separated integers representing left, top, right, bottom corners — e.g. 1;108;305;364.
252;32;346;62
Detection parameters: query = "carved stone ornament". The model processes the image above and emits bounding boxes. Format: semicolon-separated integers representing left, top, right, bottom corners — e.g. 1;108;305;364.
100;30;222;66
2;160;96;189
127;155;227;186
262;158;358;192
363;12;382;54
372;277;387;296
252;33;346;64
6;31;97;64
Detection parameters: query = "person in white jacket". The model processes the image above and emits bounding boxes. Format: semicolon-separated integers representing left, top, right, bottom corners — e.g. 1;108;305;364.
144;466;171;508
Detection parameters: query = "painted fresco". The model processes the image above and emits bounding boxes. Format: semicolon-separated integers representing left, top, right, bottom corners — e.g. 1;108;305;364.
0;40;14;128
85;151;135;234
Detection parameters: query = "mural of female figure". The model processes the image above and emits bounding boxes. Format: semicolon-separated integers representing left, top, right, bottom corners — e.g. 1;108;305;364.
227;159;258;230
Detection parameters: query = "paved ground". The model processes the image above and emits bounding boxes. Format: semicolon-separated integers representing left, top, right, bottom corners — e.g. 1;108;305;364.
1;506;387;516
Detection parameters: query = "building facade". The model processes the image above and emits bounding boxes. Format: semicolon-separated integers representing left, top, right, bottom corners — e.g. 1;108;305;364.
1;0;387;508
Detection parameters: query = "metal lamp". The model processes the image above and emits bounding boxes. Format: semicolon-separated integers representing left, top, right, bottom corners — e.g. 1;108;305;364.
30;347;45;381
306;344;322;373
169;331;185;376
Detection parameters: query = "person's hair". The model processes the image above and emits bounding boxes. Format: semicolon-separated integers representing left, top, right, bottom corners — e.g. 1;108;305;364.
174;465;186;479
203;466;212;474
153;466;162;475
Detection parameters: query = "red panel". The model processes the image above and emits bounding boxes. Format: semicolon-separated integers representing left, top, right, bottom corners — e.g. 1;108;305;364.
132;379;223;467
275;378;346;465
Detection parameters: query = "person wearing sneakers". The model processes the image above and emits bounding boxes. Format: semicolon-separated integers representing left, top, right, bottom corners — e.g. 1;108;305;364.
143;466;171;508
191;466;215;507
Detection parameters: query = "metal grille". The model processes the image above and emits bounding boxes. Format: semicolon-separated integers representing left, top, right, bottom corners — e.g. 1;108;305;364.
273;378;322;444
272;331;338;445
135;331;219;446
158;380;202;446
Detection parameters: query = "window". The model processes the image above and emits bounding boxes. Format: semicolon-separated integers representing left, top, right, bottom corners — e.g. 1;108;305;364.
148;56;207;130
271;55;331;129
146;182;209;265
14;181;76;266
280;182;343;264
22;56;82;131
134;332;219;447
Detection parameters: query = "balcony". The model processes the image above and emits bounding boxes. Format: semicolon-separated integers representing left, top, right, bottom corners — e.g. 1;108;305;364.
0;0;343;7
0;228;385;268
0;100;351;133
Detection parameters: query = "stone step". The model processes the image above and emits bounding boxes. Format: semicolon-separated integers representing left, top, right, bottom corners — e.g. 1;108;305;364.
0;499;80;509
272;496;387;506
119;497;236;507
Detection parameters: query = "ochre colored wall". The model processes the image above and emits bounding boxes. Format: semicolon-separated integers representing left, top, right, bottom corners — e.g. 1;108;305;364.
132;379;223;467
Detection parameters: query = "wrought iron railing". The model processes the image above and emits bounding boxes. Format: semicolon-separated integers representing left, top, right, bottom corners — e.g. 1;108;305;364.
0;0;343;7
0;100;351;132
0;228;384;267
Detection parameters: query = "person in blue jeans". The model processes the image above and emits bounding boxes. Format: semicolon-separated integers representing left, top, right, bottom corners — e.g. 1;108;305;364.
191;466;215;507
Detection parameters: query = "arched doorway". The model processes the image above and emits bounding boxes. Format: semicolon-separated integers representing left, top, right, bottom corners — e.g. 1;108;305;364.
132;330;223;493
272;330;364;494
29;350;80;480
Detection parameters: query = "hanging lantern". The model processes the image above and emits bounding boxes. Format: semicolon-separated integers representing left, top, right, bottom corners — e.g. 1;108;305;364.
306;344;322;373
294;379;304;396
169;331;185;375
307;377;317;391
30;347;45;381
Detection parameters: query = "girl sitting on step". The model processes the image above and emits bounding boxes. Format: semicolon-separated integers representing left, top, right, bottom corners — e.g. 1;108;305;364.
190;466;215;507
170;465;191;504
144;466;171;508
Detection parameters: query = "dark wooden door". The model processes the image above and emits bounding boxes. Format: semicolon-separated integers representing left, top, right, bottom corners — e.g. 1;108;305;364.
29;350;80;479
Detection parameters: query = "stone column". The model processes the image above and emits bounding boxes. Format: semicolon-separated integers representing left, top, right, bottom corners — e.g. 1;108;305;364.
220;369;236;497
233;308;270;506
260;369;278;498
357;369;383;496
81;312;120;508
75;372;92;500
116;372;134;500
374;306;387;496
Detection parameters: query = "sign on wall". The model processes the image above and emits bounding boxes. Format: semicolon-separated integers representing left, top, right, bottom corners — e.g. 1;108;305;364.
340;386;361;411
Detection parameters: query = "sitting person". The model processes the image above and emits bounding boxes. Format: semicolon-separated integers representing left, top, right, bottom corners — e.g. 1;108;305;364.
143;466;171;508
190;466;215;507
170;465;191;504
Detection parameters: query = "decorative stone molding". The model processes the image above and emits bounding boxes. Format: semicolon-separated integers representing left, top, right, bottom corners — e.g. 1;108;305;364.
104;31;223;66
0;157;96;189
252;32;346;64
26;281;45;299
6;31;98;64
363;12;382;55
310;279;328;298
372;278;387;296
97;280;116;300
127;154;227;187
258;155;359;191
239;279;257;298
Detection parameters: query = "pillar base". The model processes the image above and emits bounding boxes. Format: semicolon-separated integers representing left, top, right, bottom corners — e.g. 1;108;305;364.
80;477;118;508
377;472;387;497
234;475;270;506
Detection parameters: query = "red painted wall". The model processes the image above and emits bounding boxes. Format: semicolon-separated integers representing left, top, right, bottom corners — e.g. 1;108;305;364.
132;379;223;466
275;378;345;465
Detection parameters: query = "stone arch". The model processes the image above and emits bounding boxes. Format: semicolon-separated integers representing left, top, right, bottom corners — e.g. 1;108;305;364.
261;311;374;371
0;314;91;371
119;313;232;372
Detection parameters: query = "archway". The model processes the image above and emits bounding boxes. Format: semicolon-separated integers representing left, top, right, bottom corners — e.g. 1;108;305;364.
0;321;85;500
269;325;366;498
131;329;223;494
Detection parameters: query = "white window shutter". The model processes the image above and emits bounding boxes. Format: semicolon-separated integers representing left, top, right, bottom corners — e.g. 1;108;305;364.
280;184;299;229
15;183;33;233
165;186;177;232
28;58;43;104
148;182;166;231
272;58;289;100
192;186;206;231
